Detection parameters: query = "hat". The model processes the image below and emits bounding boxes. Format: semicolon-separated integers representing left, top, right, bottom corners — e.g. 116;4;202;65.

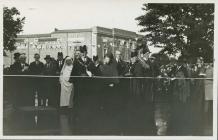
80;45;87;53
93;55;98;61
34;53;40;57
44;55;52;60
104;52;114;60
131;51;138;58
14;52;21;59
142;47;150;54
57;52;63;56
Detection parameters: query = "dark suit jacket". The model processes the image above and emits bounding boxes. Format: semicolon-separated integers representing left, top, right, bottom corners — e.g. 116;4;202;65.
29;61;44;75
43;61;57;75
148;60;160;77
69;57;94;83
56;59;65;73
92;62;103;76
100;63;119;84
113;59;128;76
72;57;94;76
10;62;29;75
130;60;145;77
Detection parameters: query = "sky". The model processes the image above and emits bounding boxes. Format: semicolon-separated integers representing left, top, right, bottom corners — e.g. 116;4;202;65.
3;0;146;35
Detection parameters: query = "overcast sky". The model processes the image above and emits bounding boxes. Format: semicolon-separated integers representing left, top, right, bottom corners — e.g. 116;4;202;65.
3;0;145;35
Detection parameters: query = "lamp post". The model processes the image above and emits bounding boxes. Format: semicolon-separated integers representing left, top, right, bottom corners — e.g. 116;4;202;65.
27;38;30;64
66;33;69;56
112;30;115;55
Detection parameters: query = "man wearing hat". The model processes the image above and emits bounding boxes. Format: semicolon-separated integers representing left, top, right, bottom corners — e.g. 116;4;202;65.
70;45;94;77
136;40;151;103
56;52;65;74
54;52;65;107
69;45;95;121
42;55;57;107
9;52;21;74
128;51;151;132
43;55;57;75
15;54;31;106
9;53;30;107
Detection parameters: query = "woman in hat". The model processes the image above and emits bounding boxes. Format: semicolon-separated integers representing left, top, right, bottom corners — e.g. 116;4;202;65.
129;51;145;96
100;52;119;86
98;53;119;115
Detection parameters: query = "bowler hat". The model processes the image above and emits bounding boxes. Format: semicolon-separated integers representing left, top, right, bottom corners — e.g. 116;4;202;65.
104;52;114;60
57;52;63;56
44;55;52;60
93;55;98;61
80;45;87;53
14;52;21;59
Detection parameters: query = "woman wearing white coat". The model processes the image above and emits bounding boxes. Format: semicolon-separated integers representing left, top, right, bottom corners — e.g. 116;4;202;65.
59;56;74;109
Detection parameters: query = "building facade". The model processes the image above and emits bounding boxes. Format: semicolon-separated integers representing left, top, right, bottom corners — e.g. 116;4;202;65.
4;26;141;67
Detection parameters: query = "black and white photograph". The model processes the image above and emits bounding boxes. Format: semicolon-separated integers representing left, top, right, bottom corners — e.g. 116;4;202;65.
1;0;217;139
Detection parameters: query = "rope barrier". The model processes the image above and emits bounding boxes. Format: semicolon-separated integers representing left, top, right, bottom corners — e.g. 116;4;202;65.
3;74;213;80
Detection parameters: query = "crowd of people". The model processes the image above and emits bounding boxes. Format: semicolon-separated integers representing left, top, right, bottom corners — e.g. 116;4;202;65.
3;43;213;134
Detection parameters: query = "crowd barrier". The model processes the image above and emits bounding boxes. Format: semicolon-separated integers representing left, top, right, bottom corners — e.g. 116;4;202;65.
3;75;213;135
3;75;213;107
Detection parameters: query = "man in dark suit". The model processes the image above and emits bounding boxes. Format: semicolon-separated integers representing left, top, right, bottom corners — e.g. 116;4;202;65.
15;54;31;106
29;53;44;106
9;52;21;107
113;50;128;111
56;52;64;75
29;53;44;75
9;53;29;75
42;55;57;107
69;45;94;98
10;52;21;75
69;45;94;121
70;45;94;77
55;52;65;107
92;55;102;76
114;50;128;76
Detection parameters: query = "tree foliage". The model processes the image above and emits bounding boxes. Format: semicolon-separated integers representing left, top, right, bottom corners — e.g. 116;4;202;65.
136;4;214;62
4;7;25;52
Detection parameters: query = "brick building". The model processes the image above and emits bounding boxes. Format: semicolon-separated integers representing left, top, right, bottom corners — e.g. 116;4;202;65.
4;26;142;67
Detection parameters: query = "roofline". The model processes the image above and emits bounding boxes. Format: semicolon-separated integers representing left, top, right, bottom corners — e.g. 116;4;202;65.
16;26;140;39
52;28;92;33
17;33;51;38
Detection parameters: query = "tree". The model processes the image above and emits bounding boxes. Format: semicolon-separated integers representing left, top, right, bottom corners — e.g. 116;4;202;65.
136;4;214;62
3;7;25;52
